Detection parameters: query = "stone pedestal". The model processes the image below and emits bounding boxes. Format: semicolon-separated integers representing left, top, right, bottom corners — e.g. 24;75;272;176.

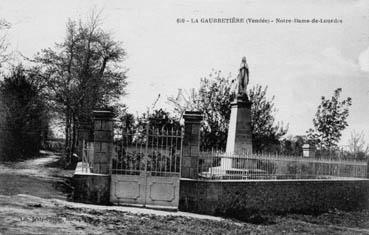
225;99;253;155
181;111;203;179
92;110;114;174
219;99;253;170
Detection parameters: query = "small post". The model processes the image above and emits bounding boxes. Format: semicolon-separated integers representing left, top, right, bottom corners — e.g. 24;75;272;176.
181;111;203;179
303;144;316;158
367;157;369;179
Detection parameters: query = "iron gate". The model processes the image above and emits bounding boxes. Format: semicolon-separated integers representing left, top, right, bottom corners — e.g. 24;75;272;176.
110;124;183;209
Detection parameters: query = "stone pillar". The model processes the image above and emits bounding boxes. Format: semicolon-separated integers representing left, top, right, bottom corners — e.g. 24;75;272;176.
302;144;315;158
92;110;114;174
181;111;203;179
226;99;253;154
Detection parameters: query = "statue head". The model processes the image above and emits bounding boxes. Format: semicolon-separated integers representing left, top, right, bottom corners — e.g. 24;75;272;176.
241;56;247;68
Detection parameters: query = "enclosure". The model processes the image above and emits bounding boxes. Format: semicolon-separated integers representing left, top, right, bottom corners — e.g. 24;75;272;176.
73;110;369;216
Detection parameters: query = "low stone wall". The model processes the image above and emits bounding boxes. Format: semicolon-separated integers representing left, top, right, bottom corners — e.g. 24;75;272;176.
72;163;111;205
73;174;110;205
179;178;369;217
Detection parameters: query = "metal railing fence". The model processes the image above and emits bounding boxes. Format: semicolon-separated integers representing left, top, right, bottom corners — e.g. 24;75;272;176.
112;125;183;176
79;123;184;176
198;151;368;180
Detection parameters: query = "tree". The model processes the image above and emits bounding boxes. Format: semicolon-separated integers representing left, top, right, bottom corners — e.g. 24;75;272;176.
347;130;368;160
136;108;181;131
0;65;49;161
306;88;352;150
112;106;181;137
115;109;180;150
196;70;232;150
113;103;135;131
280;135;305;156
34;13;127;160
167;88;200;118
0;18;11;68
168;70;233;150
168;70;287;152
249;85;288;152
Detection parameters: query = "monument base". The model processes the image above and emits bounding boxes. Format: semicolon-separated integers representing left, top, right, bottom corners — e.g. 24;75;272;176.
218;98;253;172
200;166;267;180
225;99;253;155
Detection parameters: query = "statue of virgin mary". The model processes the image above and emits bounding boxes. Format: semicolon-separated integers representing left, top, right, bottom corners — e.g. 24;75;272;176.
231;56;249;101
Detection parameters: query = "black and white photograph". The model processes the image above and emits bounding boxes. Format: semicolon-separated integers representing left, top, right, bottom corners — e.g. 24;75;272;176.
0;0;369;234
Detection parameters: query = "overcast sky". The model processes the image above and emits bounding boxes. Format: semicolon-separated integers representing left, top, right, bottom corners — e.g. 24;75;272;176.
1;0;368;145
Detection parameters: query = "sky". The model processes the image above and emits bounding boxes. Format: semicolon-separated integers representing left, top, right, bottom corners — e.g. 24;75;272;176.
0;0;368;145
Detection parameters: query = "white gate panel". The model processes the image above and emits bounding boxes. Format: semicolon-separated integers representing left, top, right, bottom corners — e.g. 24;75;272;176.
145;176;180;209
110;174;146;206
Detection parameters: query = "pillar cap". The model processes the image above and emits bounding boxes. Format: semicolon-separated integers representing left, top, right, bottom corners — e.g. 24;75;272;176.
302;143;315;149
183;111;203;122
93;109;115;119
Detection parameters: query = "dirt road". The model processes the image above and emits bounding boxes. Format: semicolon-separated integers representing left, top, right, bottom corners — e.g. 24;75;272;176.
1;153;369;234
0;152;73;200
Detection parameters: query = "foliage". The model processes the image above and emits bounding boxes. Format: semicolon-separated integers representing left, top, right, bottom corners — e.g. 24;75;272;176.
346;130;368;160
196;70;232;150
249;85;288;152
306;88;352;150
168;70;287;152
113;107;181;149
0;18;11;68
136;108;181;131
279;135;305;156
112;108;181;170
0;65;48;161
114;104;135;131
167;88;201;118
168;70;231;150
34;13;127;160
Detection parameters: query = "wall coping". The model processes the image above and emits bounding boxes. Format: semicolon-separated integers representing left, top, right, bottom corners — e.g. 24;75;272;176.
74;172;110;177
180;177;369;183
74;162;110;176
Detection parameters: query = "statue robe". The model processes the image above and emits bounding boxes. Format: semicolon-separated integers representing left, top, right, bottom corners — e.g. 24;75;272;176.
237;64;249;97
